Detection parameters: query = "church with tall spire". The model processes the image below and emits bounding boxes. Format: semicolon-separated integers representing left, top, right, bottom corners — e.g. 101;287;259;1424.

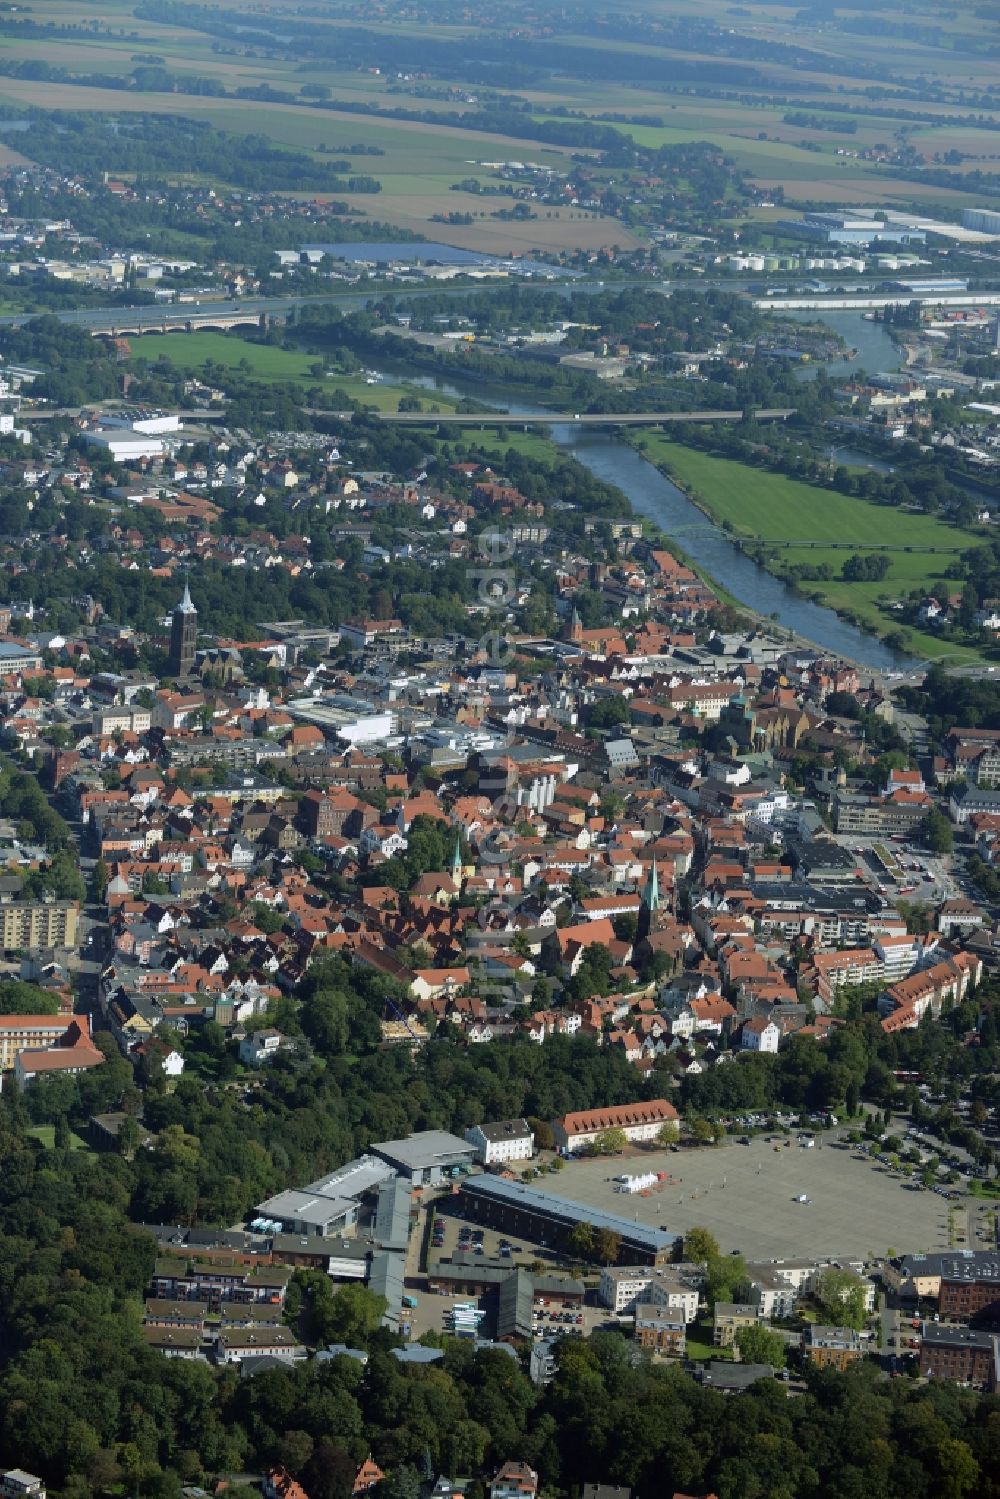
636;855;661;945
167;581;198;678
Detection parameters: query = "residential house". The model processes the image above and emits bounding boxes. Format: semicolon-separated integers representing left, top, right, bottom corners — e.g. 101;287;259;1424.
713;1302;760;1347
634;1306;686;1356
353;1459;386;1496
239;1029;286;1067
740;1017;781;1053
490;1466;539;1499
465;1119;535;1166
804;1324;863;1371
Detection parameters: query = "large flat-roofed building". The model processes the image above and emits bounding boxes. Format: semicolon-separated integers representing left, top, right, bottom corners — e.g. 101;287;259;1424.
553;1098;678;1155
496;1268;585;1340
0;1014;72;1070
962;208;1000;236
80;428;165;462
0;642;43;677
287;694;397;747
0;899;79;951
460;1175;678;1265
373;1178;413;1251
370;1129;477;1185
599;1264;658;1313
15;1016;105;1089
255;1187;359;1239
254;1153;396;1237
888;1251;1000;1320
778;212;926;247
939;1258;1000;1323
598;1263;700;1318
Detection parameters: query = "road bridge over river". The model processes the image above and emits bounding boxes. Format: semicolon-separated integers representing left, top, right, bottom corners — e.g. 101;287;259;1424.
374;408;795;426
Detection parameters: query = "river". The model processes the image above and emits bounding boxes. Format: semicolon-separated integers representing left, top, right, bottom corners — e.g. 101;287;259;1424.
0;284;942;666
392;327;914;670
545;423;911;671
786;308;904;383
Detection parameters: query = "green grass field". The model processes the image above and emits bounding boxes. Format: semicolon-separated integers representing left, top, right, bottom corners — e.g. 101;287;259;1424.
684;1322;729;1362
129;331;317;380
449;430;557;464
639;437;987;657
641;438;968;554
28;1124;92;1152
127;331;461;413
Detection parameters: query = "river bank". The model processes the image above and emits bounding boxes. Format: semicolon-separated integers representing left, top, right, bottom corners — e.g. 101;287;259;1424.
374;361;925;669
626;434;989;667
347;285;959;674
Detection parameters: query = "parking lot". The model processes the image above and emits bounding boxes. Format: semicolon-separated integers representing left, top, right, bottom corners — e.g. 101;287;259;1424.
830;832;955;904
401;1202;602;1342
537;1135;966;1262
429;1204;535;1267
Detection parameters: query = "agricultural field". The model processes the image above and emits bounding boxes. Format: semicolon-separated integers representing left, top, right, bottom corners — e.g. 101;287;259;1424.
126;330;462;413
2;0;997;239
638;436;986;657
0;73;632;252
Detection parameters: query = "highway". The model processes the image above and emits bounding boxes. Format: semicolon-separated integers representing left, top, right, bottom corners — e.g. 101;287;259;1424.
0;296;303;334
5;275;991;334
0;284;592;335
757;292;1000;312
20;399;794;428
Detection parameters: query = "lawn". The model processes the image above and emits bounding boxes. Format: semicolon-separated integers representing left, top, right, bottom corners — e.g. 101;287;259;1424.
455;430;559;464
127;330;461;413
28;1124;91;1152
129;331;318;381
685;1321;728;1362
640;438;969;555
639;436;989;657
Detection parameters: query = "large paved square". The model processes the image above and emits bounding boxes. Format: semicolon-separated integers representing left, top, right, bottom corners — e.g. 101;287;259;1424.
536;1137;958;1261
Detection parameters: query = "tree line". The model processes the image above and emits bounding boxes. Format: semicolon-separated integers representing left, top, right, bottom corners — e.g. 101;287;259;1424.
0;107;379;195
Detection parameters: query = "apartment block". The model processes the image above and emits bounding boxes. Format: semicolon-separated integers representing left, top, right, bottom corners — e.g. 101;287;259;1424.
0;900;79;951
